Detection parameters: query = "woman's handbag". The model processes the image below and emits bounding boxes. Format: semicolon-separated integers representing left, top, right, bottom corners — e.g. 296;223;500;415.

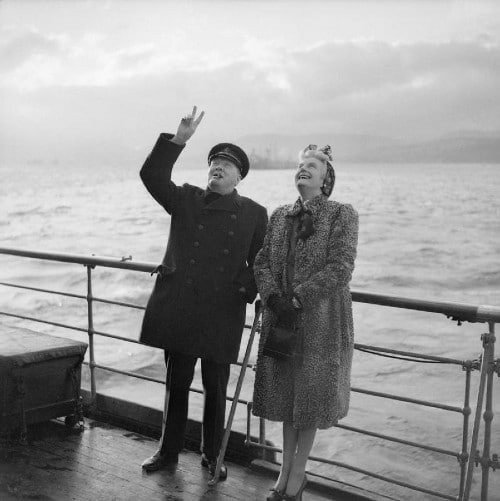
262;324;297;360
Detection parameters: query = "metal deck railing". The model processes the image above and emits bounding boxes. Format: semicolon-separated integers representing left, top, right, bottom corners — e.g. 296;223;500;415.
0;246;498;500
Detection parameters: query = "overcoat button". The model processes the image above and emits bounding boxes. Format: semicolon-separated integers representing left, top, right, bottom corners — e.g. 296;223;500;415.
223;249;229;255
228;231;234;236
198;224;204;230
230;214;237;220
189;259;196;265
193;241;200;247
186;278;193;285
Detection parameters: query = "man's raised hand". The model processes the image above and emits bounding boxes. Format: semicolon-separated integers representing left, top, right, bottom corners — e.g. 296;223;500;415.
171;106;205;145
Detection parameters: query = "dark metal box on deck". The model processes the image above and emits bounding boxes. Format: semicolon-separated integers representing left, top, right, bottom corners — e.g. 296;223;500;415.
0;325;88;438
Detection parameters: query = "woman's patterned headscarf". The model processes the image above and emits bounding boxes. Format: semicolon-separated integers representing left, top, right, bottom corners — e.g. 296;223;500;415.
299;144;336;197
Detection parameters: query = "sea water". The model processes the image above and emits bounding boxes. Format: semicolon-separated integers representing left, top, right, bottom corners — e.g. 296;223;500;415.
1;162;499;500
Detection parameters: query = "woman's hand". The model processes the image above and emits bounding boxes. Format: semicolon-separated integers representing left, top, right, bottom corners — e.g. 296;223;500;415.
267;294;298;329
171;106;205;145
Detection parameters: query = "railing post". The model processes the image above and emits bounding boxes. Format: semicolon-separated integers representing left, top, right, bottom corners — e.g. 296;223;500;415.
86;265;97;409
259;417;266;459
463;326;496;501
480;321;496;500
463;354;487;499
459;362;473;500
246;402;252;445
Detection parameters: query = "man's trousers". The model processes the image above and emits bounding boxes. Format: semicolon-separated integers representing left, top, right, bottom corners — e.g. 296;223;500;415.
159;351;230;461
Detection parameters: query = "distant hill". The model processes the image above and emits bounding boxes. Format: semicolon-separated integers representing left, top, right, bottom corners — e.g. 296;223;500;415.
373;136;500;163
248;151;296;170
238;132;500;164
10;131;499;169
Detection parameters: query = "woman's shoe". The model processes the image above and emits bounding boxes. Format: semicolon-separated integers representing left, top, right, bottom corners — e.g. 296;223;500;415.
282;476;307;501
266;487;284;501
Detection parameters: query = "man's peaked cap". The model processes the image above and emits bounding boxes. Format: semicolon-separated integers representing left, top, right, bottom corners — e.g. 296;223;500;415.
208;143;250;178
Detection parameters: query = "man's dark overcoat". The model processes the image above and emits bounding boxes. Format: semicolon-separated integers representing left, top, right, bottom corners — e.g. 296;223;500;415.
139;133;268;364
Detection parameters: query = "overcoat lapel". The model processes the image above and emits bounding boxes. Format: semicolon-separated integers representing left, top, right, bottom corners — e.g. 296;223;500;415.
204;190;242;212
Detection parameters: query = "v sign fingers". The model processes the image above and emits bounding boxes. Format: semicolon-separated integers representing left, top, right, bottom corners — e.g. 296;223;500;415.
194;110;205;126
190;106;205;127
173;105;206;144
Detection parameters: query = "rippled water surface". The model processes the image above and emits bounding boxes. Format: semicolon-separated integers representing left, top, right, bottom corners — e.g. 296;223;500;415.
1;162;499;500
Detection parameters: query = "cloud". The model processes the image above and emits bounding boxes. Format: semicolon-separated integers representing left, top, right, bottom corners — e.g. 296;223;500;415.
0;27;64;71
0;26;246;91
253;39;500;137
115;45;157;71
1;35;500;166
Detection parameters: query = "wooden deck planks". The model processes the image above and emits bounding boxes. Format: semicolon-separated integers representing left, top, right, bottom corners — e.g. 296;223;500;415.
0;419;334;501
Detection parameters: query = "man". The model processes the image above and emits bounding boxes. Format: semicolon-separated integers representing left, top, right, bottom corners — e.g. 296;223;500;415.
139;107;267;479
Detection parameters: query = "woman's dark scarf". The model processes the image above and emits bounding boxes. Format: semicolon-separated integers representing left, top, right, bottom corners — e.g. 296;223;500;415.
297;207;315;240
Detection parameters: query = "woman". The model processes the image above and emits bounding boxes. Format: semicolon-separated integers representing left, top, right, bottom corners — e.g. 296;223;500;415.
252;144;359;500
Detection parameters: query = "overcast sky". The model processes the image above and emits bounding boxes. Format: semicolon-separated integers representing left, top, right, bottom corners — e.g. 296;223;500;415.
1;0;499;166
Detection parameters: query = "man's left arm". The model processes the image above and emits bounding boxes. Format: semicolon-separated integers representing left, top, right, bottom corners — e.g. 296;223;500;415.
236;206;268;303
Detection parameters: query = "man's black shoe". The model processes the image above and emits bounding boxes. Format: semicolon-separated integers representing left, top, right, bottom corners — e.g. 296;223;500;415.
141;450;178;471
